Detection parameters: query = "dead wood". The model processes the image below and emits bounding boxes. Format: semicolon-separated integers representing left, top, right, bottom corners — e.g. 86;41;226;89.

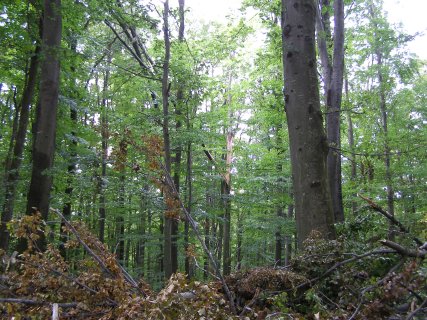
359;194;423;246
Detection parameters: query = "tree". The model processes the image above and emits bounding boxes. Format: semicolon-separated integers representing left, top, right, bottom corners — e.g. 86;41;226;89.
18;0;62;252
281;0;336;247
0;13;41;251
315;0;345;222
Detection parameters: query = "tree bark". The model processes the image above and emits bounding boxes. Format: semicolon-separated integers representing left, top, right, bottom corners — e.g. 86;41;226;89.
222;74;234;276
316;0;345;223
281;0;336;248
98;52;112;243
1;43;40;251
18;0;61;252
162;0;175;280
345;76;357;215
59;34;78;258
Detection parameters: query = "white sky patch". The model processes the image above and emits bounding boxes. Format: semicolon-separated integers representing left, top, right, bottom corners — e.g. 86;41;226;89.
185;0;427;60
383;0;427;59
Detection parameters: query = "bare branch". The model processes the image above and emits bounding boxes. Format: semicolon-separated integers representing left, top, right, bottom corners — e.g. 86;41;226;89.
359;194;423;246
380;240;426;258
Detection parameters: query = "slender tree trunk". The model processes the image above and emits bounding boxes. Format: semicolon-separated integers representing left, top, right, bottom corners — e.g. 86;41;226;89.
316;0;345;223
18;0;62;252
236;209;243;270
281;0;336;248
98;52;112;243
116;168;126;262
376;51;395;222
136;186;148;276
284;203;293;266
162;0;175;280
60;35;78;257
345;76;357;215
222;77;234;276
368;3;395;230
1;43;40;251
275;206;283;266
184;141;193;278
171;0;186;277
203;216;210;279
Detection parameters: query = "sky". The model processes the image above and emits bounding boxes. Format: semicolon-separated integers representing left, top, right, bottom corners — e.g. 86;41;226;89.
185;0;427;60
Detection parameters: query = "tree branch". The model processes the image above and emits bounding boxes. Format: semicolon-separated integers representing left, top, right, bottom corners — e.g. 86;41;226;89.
50;208;146;297
359;194;423;246
293;249;396;291
380;240;426;258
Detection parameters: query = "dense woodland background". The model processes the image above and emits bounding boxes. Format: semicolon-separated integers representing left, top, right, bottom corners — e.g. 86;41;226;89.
0;0;426;318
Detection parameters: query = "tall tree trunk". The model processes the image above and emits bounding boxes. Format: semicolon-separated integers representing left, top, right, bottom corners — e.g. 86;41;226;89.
116;167;126;262
18;0;62;252
1;43;40;251
171;0;186;277
60;35;78;257
222;74;234;276
136;186;148;277
284;203;294;266
162;0;175;279
275;206;283;266
281;0;336;248
376;51;395;224
98;52;112;243
236;209;243;270
316;0;345;223
345;76;357;215
184;141;193;278
368;4;395;233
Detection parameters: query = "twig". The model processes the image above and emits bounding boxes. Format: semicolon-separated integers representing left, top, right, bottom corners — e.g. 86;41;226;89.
292;249;396;291
359;195;423;246
240;288;260;317
0;298;77;308
51;208;114;278
348;260;405;320
17;257;118;306
406;296;427;320
50;208;146;297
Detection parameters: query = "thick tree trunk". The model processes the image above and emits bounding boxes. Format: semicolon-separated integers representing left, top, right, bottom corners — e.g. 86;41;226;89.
281;0;336;248
19;0;61;252
1;44;40;251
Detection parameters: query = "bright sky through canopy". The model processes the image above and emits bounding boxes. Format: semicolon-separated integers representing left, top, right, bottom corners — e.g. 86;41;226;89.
185;0;427;59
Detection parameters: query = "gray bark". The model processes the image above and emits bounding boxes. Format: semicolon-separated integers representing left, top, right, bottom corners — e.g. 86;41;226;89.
18;0;61;252
281;0;336;248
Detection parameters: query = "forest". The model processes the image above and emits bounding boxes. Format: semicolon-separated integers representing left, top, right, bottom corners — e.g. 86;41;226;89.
0;0;426;318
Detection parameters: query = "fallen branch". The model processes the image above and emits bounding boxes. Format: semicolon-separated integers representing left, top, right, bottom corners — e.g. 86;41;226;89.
17;257;118;306
292;248;396;291
358;194;423;246
349;260;405;320
50;208;146;297
240;287;260;317
405;295;427;320
380;240;426;258
0;298;77;308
